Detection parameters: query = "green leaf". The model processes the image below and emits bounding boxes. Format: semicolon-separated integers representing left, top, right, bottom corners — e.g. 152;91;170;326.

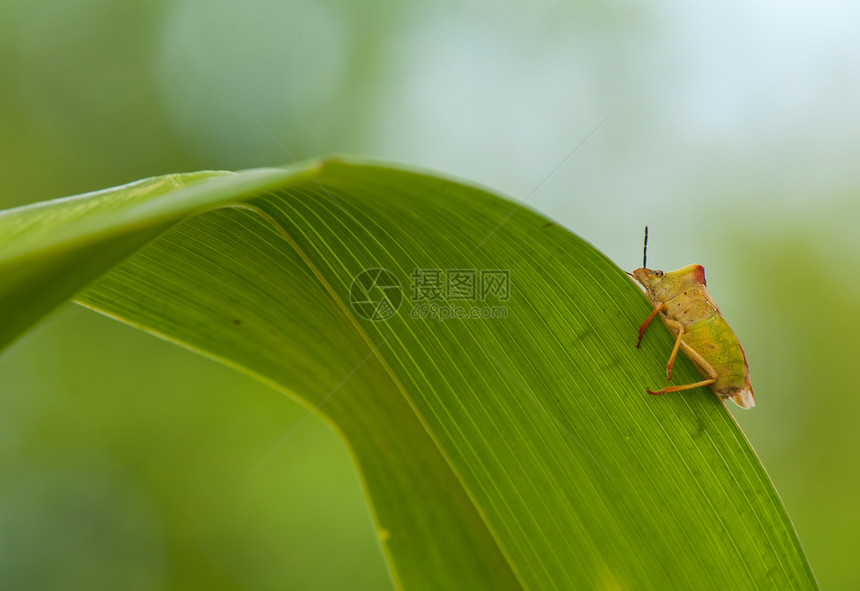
0;158;817;590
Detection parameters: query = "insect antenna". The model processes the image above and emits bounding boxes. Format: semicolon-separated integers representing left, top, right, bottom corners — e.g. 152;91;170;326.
642;226;649;269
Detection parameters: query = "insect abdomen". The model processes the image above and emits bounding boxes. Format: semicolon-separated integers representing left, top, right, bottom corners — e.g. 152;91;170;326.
683;314;748;393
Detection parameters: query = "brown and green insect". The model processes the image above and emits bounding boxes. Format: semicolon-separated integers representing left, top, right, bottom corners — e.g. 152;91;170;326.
629;228;754;409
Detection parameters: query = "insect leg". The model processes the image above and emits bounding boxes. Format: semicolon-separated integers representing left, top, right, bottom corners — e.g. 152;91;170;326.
666;326;685;381
647;338;719;396
636;302;664;348
647;378;716;396
677;340;719;381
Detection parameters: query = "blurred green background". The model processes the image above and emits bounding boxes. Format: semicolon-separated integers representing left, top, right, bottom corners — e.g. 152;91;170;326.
1;0;858;589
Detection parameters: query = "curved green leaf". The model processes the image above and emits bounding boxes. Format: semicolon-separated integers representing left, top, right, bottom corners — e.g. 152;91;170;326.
0;158;817;589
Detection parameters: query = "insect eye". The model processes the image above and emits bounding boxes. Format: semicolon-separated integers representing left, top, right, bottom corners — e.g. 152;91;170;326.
654;270;663;277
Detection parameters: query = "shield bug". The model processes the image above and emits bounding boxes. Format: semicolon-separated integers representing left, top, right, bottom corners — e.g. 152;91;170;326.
629;227;754;409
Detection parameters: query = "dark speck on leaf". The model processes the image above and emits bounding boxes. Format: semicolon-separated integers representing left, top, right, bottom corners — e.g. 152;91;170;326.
540;222;555;229
601;356;621;370
692;417;706;439
575;325;594;340
232;319;242;326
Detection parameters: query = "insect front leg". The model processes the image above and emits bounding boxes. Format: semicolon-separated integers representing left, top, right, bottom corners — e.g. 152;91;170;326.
636;302;664;348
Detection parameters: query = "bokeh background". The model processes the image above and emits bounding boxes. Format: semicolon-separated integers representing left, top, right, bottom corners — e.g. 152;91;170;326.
2;1;859;589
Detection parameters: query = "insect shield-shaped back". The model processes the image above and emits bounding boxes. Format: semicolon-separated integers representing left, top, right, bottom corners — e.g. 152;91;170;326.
630;253;753;409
